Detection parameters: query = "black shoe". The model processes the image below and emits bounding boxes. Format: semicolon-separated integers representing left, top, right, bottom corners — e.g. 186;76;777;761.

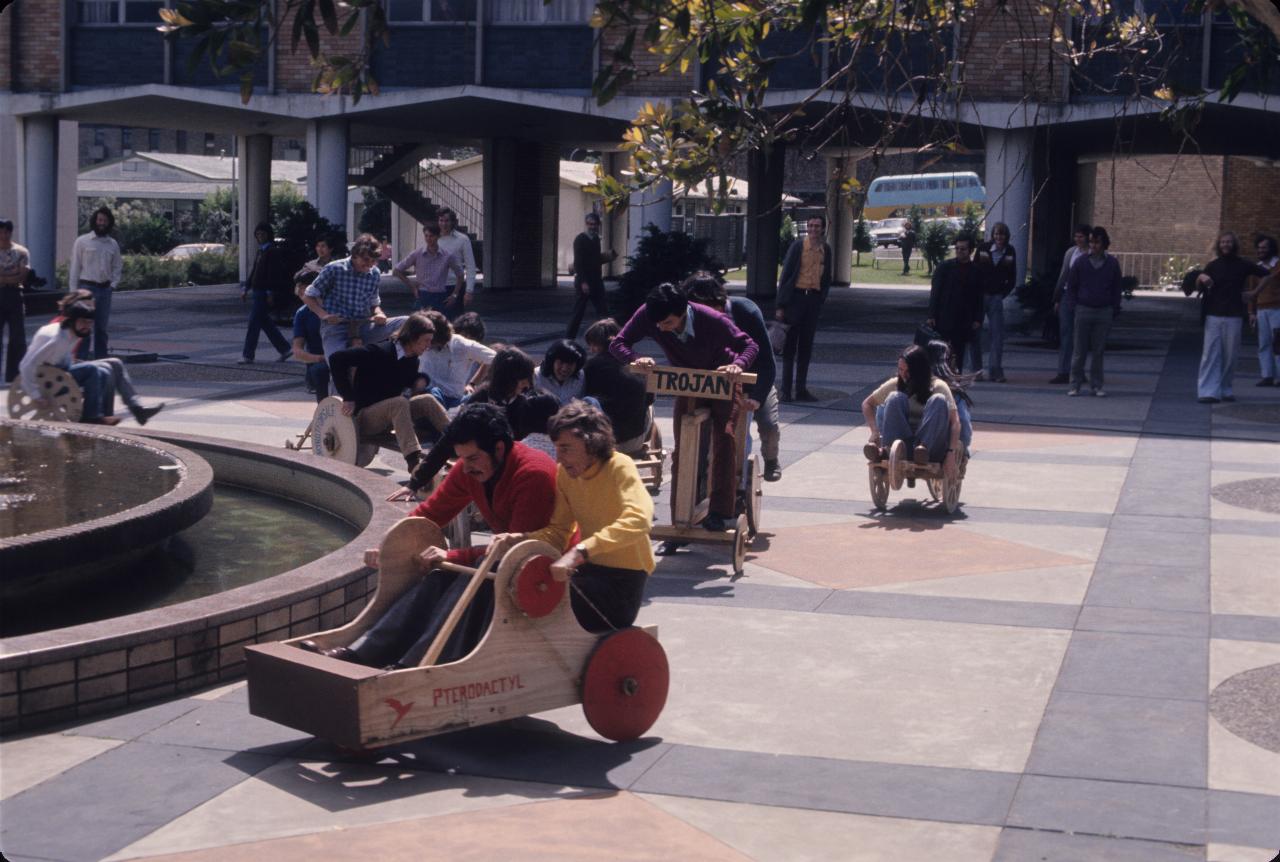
1222;395;1236;402
657;539;688;556
382;662;408;672
296;640;323;653
1049;374;1069;384
1257;378;1275;387
780;390;794;403
129;403;164;426
702;512;729;532
795;389;819;402
1197;397;1220;404
322;646;359;662
864;442;885;461
763;459;782;481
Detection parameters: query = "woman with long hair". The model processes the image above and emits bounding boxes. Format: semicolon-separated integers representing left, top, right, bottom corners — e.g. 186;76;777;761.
860;344;962;477
535;339;587;404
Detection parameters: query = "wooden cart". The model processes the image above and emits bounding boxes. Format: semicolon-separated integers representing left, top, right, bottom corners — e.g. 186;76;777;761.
245;517;670;750
7;365;84;422
639;365;760;576
868;439;968;514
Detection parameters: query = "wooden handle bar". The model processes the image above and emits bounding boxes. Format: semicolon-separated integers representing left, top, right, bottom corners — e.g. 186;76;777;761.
420;548;501;667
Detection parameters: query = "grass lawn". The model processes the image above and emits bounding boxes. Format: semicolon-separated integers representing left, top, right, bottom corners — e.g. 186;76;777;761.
722;258;933;288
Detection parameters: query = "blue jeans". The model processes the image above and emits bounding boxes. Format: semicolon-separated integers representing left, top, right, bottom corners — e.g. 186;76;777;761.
305;362;331;402
319;315;408;362
983;295;1005;377
242;289;291;361
428;386;464;409
1057;302;1076;376
417;290;451;314
1198;315;1242;399
75;282;112;359
1258;307;1280;380
67;361;112;420
880;390;951;461
1071;305;1114;389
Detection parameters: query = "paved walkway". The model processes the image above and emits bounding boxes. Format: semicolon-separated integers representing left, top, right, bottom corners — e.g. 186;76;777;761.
2;281;1278;862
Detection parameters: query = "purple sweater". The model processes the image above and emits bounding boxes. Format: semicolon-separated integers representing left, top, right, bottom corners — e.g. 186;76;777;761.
610;302;759;371
1065;254;1123;311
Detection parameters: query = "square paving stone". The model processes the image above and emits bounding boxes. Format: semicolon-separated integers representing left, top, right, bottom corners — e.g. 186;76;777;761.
1208;790;1280;849
1085;563;1210;613
1057;631;1209;701
1210;615;1280;644
1076;606;1210;638
63;696;202;741
136;699;312;756
1026;690;1207;787
0;741;273;862
1008;775;1206;845
994;828;1204;861
1099;529;1210;569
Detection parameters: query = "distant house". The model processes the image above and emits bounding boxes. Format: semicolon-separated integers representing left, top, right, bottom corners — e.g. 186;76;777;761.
78;152;308;231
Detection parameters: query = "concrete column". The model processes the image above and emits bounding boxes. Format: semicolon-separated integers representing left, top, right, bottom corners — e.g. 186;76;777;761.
18;115;58;289
482;137;517;290
745;143;785;301
826;155;854;286
627;178;672;259
57;120;79;267
310;118;349;226
984;126;1034;291
0;114;20;245
602;152;628;278
237;133;273;283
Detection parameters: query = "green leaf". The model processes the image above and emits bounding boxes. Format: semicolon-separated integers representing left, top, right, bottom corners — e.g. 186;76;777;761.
317;0;339;34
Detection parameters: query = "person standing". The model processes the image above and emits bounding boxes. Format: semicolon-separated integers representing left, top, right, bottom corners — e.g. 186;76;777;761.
611;283;758;533
1050;224;1091;384
973;222;1016;382
1246;234;1280;387
0;218;31;382
900;220;916;275
566;212;617;339
1064;226;1123;398
303;234;399;360
393;223;464;314
775;215;833;402
927;234;984;372
435;207;477;307
69;206;123;359
1195;232;1275;403
239;222;293;364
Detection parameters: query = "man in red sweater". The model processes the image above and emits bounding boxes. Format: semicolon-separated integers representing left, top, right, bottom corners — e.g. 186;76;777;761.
303;403;557;669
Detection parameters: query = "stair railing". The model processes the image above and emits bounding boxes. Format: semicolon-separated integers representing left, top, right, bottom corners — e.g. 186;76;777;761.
411;160;485;241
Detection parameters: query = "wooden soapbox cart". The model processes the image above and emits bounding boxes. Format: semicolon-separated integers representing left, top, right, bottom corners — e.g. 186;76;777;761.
867;439;968;514
638;365;762;576
7;365;84;422
245;517;670;749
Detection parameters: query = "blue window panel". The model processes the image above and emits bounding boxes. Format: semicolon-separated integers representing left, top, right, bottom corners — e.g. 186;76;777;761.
483;26;592;89
70;28;165;86
371;27;475;87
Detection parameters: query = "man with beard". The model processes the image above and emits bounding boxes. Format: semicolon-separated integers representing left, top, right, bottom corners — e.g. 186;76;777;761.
69;206;123;359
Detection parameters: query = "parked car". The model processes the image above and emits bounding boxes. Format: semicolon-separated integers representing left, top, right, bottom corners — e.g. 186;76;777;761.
870;218;910;248
162;243;227;260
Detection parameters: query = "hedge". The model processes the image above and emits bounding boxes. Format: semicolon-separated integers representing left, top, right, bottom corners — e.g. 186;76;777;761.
56;250;240;292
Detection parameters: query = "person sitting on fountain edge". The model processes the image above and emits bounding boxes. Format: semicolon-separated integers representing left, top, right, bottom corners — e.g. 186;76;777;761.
308;403;558;669
609;283;758;533
492;401;655;633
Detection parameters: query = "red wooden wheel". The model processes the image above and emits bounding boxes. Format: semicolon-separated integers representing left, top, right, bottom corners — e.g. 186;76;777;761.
509;554;564;618
581;627;669;742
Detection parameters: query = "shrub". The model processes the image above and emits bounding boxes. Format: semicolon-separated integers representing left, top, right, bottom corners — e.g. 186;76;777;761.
960;201;985;239
359;188;391;239
117;255;190;291
184;249;241;285
117;213;178;255
853;217;872;265
618;224;723;315
919;220;955;272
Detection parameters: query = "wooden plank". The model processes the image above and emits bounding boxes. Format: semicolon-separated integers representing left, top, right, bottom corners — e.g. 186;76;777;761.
651;525;738;544
672;408;710;526
638;365;757;402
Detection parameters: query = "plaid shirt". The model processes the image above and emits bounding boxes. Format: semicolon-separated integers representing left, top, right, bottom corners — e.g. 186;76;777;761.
304;258;382;320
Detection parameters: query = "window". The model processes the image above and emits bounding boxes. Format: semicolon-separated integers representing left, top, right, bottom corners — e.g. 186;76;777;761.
148;129;161;151
386;0;476;22
121;128;133;150
488;0;593;22
176;130;188;151
78;0;164;24
926;180;939;190
93;127;106;146
204;132;216;152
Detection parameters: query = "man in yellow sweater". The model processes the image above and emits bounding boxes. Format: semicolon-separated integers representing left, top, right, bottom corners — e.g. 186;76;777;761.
493;401;655;632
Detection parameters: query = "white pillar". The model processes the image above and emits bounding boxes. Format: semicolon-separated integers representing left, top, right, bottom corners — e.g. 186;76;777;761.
237;133;272;283
0;114;20;245
310;118;349;226
57;120;79;268
826;155;854;285
602;152;627;278
19;116;58;288
627;179;672;258
984;127;1034;291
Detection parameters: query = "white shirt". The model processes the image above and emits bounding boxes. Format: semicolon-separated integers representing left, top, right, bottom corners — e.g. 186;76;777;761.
20;322;79;395
437;230;476;294
418;335;495;399
69;232;123;287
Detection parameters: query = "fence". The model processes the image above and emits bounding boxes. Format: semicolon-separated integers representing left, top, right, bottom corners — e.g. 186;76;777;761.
1111;252;1195;290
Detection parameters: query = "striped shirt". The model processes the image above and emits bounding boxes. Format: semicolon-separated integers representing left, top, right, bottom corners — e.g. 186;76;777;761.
304;258;383;320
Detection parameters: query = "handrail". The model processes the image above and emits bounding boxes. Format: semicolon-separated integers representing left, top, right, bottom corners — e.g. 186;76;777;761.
411;160;485;240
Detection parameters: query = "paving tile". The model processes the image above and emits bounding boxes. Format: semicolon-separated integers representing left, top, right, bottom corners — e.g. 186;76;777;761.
993;828;1205;861
818;591;1078;630
1057;631;1209;701
0;741;273;862
0;733;124;800
1211;615;1280;644
1027;690;1207;786
1085;563;1210;613
1077;606;1211;638
63;696;202;741
1008;774;1206;845
630;744;1019;826
1208;790;1280;849
1099;528;1210;568
136;699;312;756
644;577;833;613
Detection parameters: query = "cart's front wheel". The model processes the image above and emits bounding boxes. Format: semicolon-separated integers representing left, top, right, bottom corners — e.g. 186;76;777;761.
869;466;889;510
581;628;670;742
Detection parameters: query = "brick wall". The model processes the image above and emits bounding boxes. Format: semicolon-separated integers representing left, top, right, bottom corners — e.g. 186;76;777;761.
0;7;12;91
275;8;366;93
1080;155;1224;256
1221;158;1280;246
599;22;694;98
14;0;62;92
960;0;1066;102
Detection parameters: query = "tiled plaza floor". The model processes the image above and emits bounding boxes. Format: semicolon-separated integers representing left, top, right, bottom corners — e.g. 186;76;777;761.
2;279;1278;861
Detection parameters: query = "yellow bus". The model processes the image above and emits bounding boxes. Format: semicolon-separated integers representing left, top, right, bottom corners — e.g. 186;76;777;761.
863;172;985;221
